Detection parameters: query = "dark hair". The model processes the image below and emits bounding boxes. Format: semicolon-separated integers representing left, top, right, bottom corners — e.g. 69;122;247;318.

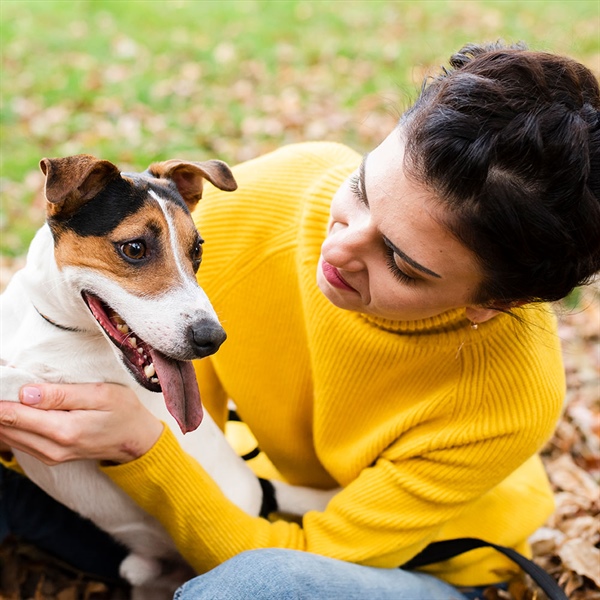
402;42;600;306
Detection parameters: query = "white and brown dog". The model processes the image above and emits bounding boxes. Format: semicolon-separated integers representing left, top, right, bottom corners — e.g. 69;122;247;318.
0;155;335;598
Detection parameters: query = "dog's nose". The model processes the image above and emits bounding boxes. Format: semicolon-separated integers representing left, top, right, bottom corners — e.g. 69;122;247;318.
189;320;227;358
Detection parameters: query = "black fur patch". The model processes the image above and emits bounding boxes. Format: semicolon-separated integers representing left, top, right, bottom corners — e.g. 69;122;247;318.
50;176;188;239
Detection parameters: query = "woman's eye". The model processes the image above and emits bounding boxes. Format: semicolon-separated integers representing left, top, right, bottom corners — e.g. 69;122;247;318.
349;173;361;197
120;240;147;260
384;245;416;285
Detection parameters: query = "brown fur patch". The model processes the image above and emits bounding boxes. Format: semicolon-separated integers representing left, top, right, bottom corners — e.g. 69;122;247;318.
41;155;121;219
148;159;237;210
54;200;199;298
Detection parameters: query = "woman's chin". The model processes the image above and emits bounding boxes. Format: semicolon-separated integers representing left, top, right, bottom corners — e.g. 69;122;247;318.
317;274;360;312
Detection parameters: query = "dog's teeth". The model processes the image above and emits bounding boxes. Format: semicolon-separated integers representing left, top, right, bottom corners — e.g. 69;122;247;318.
129;337;137;348
150;377;159;384
112;315;125;325
117;323;129;334
144;363;156;378
137;347;144;354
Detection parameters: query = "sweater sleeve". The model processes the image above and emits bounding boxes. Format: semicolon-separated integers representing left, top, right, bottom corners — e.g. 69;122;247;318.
102;427;305;572
101;410;555;581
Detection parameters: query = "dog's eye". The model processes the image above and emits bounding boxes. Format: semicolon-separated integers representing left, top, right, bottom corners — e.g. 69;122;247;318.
191;239;203;272
120;240;147;261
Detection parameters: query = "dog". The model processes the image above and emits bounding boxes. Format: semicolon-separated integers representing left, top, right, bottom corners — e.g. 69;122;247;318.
0;155;336;599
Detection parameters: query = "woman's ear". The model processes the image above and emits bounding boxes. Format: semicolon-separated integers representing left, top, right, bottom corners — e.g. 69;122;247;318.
465;305;502;325
465;300;527;325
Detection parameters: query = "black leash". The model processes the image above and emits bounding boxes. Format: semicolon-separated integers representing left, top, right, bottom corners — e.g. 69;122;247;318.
403;537;567;600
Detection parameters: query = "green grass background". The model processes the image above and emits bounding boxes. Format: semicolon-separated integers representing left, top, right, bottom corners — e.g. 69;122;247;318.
1;0;599;256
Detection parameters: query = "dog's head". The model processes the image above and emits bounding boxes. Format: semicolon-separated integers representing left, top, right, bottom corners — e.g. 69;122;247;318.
39;154;238;432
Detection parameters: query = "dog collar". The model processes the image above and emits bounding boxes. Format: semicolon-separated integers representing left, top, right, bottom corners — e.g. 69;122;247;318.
34;306;82;333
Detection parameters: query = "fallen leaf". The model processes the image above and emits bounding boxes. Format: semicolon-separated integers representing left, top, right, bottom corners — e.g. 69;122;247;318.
557;538;600;587
546;454;599;502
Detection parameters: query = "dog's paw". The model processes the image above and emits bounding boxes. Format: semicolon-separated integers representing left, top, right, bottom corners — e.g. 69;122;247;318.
129;560;193;600
119;553;162;586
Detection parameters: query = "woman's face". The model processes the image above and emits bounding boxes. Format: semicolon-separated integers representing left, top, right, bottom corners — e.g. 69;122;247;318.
317;130;487;322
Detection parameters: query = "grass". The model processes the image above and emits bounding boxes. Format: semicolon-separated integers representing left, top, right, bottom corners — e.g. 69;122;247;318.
1;0;599;255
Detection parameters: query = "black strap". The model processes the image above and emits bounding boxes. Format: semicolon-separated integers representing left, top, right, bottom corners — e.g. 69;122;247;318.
403;537;566;600
241;447;261;461
228;409;262;462
34;306;82;333
228;409;242;422
258;478;278;519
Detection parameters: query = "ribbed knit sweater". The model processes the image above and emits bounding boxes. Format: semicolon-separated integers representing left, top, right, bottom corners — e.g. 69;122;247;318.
104;142;565;586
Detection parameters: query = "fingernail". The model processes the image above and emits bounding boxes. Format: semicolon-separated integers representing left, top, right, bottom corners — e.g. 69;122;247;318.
21;386;42;405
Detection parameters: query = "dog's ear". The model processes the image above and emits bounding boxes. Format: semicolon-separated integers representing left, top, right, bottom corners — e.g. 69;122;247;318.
40;155;121;219
147;159;237;211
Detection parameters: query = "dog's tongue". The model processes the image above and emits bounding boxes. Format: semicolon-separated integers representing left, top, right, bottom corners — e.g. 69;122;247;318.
148;349;203;434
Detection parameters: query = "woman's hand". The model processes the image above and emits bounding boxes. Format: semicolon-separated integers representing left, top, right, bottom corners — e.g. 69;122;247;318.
0;383;164;465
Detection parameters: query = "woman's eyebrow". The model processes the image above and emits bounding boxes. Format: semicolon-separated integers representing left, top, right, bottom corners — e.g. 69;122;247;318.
383;236;442;279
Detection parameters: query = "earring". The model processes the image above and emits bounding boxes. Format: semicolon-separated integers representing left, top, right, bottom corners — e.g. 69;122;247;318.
470;321;478;330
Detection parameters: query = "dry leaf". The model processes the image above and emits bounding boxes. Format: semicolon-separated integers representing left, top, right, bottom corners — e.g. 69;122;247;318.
557;538;600;587
546;454;599;501
56;585;79;600
529;526;565;555
559;515;600;544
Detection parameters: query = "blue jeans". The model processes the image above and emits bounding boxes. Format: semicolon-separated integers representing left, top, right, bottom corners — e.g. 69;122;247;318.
0;463;128;581
174;548;492;600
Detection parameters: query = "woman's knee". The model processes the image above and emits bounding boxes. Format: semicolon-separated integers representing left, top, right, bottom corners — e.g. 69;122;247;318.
174;549;325;600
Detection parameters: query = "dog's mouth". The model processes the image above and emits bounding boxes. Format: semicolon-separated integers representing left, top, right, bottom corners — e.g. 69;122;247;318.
81;291;203;433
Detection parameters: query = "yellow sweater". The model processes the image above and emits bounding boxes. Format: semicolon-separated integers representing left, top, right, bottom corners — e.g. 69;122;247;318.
104;142;565;586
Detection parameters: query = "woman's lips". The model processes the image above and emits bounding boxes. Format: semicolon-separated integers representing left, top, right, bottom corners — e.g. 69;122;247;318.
321;260;356;292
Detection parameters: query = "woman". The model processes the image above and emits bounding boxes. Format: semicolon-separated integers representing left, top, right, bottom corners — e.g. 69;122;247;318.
1;43;599;599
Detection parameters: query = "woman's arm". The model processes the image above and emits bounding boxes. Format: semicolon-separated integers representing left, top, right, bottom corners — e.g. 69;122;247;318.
101;417;555;584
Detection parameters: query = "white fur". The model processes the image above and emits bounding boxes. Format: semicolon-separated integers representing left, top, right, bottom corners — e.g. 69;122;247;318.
1;211;336;596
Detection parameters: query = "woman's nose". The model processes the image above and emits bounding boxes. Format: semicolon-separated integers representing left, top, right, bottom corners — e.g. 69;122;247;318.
322;219;375;270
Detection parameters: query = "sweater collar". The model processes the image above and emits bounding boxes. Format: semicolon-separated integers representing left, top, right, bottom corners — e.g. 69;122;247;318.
357;307;471;335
